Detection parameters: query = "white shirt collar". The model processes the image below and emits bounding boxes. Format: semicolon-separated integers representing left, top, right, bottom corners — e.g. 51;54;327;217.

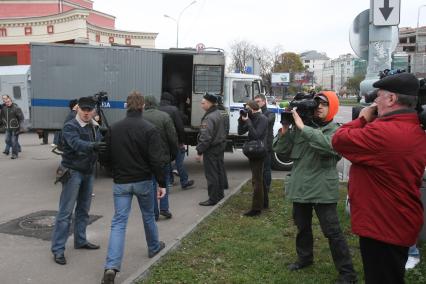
75;114;99;127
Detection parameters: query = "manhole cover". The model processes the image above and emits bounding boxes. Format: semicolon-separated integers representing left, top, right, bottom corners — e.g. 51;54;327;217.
0;210;102;241
19;215;56;230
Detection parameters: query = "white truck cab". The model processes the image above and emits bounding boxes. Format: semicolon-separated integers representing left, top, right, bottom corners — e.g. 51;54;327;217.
223;73;292;170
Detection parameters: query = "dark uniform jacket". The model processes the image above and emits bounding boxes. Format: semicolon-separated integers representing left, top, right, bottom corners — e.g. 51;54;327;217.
105;111;167;187
196;106;226;155
0;103;24;130
61;117;102;174
143;107;178;162
261;105;275;152
238;111;268;146
159;101;185;144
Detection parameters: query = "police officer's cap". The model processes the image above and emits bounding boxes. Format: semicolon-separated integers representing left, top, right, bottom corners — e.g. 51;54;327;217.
203;92;218;104
78;96;96;110
373;73;420;96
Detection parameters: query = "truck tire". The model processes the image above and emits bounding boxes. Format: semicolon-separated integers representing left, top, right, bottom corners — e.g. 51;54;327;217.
271;151;293;171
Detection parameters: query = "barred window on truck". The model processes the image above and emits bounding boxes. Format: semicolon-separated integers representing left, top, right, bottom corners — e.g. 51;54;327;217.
193;65;223;94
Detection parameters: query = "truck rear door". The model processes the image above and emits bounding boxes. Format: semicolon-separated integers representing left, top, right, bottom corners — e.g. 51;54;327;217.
191;54;225;127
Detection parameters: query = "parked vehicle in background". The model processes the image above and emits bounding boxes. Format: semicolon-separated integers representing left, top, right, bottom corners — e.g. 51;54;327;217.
2;43;292;170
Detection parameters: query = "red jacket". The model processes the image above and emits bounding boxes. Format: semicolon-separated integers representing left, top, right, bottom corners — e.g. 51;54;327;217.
332;111;426;247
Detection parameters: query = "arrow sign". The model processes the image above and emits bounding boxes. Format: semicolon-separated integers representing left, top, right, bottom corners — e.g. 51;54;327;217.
379;0;393;20
373;0;400;26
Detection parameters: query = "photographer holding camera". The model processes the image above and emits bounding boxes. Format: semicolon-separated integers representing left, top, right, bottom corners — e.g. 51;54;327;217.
238;100;268;217
332;73;426;283
273;91;357;283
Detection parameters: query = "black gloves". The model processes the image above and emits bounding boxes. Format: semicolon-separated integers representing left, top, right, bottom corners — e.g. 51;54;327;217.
92;142;108;153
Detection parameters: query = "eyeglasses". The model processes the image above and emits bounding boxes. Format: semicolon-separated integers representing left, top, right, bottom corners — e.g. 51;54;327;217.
318;100;329;106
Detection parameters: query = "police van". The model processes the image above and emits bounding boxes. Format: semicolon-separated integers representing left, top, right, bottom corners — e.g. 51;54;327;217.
2;43;291;170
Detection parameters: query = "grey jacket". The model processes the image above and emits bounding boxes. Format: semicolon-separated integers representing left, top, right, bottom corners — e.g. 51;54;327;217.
196;106;227;155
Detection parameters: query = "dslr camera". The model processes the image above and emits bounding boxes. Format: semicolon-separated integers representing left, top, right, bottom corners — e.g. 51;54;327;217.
280;92;318;126
240;103;248;116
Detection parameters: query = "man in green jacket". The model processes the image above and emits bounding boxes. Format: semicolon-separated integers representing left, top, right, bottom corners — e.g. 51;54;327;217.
143;95;178;220
273;91;357;284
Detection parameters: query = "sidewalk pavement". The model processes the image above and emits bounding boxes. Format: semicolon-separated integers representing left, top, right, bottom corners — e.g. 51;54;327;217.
0;133;286;284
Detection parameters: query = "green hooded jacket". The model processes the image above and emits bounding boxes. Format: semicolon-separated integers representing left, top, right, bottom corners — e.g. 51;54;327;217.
273;122;341;203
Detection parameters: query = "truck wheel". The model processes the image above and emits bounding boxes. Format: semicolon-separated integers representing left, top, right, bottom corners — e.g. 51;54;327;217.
271;152;293;171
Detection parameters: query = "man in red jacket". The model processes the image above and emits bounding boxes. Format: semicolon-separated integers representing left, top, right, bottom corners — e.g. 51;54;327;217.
332;73;426;284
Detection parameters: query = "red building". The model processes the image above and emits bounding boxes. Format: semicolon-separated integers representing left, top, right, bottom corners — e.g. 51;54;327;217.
0;0;157;65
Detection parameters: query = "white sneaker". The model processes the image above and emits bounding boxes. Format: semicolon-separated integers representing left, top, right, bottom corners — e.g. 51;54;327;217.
405;256;420;270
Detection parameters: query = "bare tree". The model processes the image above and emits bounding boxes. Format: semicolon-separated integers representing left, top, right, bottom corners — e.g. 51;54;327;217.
228;40;255;73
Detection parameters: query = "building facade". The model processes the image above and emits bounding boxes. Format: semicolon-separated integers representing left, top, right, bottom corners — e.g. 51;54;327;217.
0;0;158;65
321;54;366;92
299;50;329;87
396;26;426;78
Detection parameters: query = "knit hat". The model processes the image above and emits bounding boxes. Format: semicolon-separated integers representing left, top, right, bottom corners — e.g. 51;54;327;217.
314;91;339;122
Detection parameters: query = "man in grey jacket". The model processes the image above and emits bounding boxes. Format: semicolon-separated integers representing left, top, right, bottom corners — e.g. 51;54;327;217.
196;93;227;206
1;95;24;159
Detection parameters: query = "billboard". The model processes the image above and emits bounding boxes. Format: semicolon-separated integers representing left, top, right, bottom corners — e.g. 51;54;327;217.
271;73;290;86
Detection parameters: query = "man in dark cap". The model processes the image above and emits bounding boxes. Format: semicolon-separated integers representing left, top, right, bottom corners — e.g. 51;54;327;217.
196;93;227;206
332;73;426;283
51;96;107;265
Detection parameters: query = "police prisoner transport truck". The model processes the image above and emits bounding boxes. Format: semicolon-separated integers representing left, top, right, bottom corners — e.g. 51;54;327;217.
0;43;292;170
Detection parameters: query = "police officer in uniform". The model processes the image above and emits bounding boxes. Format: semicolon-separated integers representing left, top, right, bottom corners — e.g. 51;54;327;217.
216;95;229;190
196;93;227;206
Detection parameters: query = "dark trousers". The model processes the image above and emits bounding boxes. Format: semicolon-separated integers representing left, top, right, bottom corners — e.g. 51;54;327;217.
293;202;357;282
263;151;272;207
203;148;225;203
359;236;408;284
249;158;264;211
219;150;229;189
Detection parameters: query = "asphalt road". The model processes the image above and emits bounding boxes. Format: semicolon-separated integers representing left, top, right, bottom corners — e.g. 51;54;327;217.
0;106;353;284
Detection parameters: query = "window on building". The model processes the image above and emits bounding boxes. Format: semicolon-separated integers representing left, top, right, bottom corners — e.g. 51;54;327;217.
109;36;114;43
305;60;310;63
24;27;32;36
13;86;22;100
347;61;350;65
125;38;131;45
96;34;100;42
0;28;6;37
47;25;54;34
409;36;416;44
305;65;309;69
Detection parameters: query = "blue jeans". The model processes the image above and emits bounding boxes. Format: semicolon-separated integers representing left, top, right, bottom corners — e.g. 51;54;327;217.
4;129;19;155
152;164;172;216
408;245;420;257
175;146;190;186
51;170;94;254
104;180;161;271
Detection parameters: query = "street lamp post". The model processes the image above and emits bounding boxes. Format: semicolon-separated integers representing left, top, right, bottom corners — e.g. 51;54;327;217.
164;0;197;48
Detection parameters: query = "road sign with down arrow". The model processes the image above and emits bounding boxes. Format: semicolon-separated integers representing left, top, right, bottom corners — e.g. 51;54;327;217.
373;0;400;26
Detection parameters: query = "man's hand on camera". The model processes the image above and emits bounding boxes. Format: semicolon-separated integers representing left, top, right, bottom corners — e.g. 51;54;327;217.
93;141;108;153
241;114;249;121
157;187;166;199
291;108;304;130
359;103;378;122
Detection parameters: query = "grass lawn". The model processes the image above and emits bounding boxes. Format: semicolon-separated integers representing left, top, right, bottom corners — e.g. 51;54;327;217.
140;180;426;284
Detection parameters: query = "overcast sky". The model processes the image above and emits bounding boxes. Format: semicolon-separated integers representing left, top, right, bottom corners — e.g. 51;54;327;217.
94;0;426;59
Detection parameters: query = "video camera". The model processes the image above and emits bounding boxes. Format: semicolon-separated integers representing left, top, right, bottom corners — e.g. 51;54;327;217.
93;91;108;107
280;92;318;126
352;70;426;130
